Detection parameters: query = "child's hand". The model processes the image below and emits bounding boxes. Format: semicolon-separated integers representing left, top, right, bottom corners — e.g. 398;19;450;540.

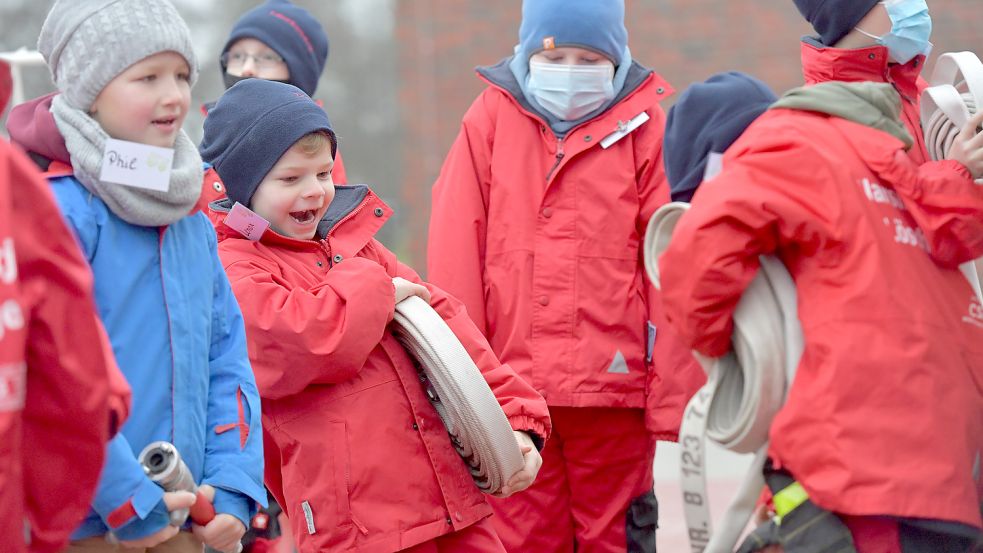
946;110;983;179
393;277;431;305
118;491;196;548
494;431;542;498
191;485;245;553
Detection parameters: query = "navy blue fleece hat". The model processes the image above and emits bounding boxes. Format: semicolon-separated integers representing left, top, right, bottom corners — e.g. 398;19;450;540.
664;72;777;203
200;79;336;207
221;0;329;96
792;0;880;46
518;0;627;65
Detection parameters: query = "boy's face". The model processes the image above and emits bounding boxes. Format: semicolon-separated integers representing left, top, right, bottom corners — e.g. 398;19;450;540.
530;46;614;68
225;38;290;81
250;141;335;240
89;51;191;148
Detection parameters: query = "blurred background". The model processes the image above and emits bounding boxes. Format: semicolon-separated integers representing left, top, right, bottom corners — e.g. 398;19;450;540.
1;0;979;269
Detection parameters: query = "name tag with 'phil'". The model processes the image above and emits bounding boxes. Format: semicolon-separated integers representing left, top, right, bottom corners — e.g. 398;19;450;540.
99;138;174;192
224;202;270;241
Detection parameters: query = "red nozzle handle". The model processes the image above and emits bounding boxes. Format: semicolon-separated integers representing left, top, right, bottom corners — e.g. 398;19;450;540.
190;489;217;525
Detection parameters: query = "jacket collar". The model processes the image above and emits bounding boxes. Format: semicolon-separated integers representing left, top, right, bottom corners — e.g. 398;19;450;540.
799;38;924;102
210;184;392;258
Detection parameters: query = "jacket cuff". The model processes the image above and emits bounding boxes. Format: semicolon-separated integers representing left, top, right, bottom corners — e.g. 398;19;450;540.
104;477;165;531
938;158;975;182
649;431;680;442
203;464;268;514
644;401;684;443
211;487;254;529
508;416;550;451
111;496;170;541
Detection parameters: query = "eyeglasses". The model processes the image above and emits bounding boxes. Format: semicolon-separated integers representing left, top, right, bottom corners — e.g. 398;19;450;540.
221;51;285;70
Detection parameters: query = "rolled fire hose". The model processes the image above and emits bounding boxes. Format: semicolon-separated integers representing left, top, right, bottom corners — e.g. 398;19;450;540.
921;51;983;302
644;202;804;553
392;296;524;495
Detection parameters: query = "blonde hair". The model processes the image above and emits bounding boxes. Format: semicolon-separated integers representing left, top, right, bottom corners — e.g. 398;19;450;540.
294;131;335;157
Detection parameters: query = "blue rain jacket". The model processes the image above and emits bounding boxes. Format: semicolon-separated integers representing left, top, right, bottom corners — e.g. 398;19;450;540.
48;173;265;541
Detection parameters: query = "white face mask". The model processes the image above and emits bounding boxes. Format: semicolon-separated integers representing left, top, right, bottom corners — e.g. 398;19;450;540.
527;60;615;121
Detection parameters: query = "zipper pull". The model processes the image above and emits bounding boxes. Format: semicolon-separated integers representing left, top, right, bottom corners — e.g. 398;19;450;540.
546;139;565;182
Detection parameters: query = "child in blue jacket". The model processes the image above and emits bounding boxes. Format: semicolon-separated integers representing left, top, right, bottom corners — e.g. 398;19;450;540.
29;1;266;551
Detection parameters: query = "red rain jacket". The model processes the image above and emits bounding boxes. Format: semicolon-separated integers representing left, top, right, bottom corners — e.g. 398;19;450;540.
659;106;983;529
209;188;550;552
427;61;704;440
0;138;123;552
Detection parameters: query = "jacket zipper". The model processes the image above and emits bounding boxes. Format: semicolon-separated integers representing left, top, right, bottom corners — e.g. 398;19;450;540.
545;139;565;183
884;69;914;104
329;201;370;239
157;228;178;443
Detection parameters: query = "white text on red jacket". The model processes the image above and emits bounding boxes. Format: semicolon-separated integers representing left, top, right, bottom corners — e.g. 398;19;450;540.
965;296;983;329
0;237;25;412
859;178;929;253
0;238;24;342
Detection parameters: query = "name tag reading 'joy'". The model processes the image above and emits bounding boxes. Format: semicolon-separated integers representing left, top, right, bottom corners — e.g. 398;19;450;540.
99;138;174;192
224;202;270;241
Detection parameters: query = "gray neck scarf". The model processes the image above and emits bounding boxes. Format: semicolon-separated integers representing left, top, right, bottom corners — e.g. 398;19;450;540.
50;94;203;227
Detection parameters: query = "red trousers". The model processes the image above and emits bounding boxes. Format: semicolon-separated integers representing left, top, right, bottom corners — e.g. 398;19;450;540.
488;407;656;552
400;518;505;552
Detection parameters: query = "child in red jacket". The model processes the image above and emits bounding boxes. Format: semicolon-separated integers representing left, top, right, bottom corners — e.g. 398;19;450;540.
427;0;703;550
658;73;983;552
200;78;551;553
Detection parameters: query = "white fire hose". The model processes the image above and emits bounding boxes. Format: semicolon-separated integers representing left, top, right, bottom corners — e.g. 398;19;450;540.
921;51;983;302
644;202;803;553
392;296;524;495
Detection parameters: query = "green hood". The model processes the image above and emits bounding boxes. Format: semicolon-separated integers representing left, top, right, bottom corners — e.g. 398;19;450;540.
771;81;913;149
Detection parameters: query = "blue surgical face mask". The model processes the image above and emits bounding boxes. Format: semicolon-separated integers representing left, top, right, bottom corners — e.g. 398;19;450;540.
856;0;933;65
527;60;615;121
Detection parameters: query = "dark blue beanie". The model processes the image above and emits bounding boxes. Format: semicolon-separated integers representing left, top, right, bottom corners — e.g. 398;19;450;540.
664;72;777;203
221;0;329;96
518;0;627;65
200;79;336;207
792;0;880;46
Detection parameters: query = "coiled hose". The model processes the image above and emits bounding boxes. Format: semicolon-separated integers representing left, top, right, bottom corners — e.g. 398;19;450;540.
921;51;983;300
644;202;803;553
392;296;523;495
921;52;983;178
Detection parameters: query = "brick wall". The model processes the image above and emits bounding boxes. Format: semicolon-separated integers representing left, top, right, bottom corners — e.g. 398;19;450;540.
396;0;980;270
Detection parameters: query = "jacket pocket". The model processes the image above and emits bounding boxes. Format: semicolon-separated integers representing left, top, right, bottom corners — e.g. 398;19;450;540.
213;385;252;449
279;420;352;535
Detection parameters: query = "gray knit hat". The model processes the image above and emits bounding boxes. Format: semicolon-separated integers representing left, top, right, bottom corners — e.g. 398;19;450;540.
38;0;199;111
